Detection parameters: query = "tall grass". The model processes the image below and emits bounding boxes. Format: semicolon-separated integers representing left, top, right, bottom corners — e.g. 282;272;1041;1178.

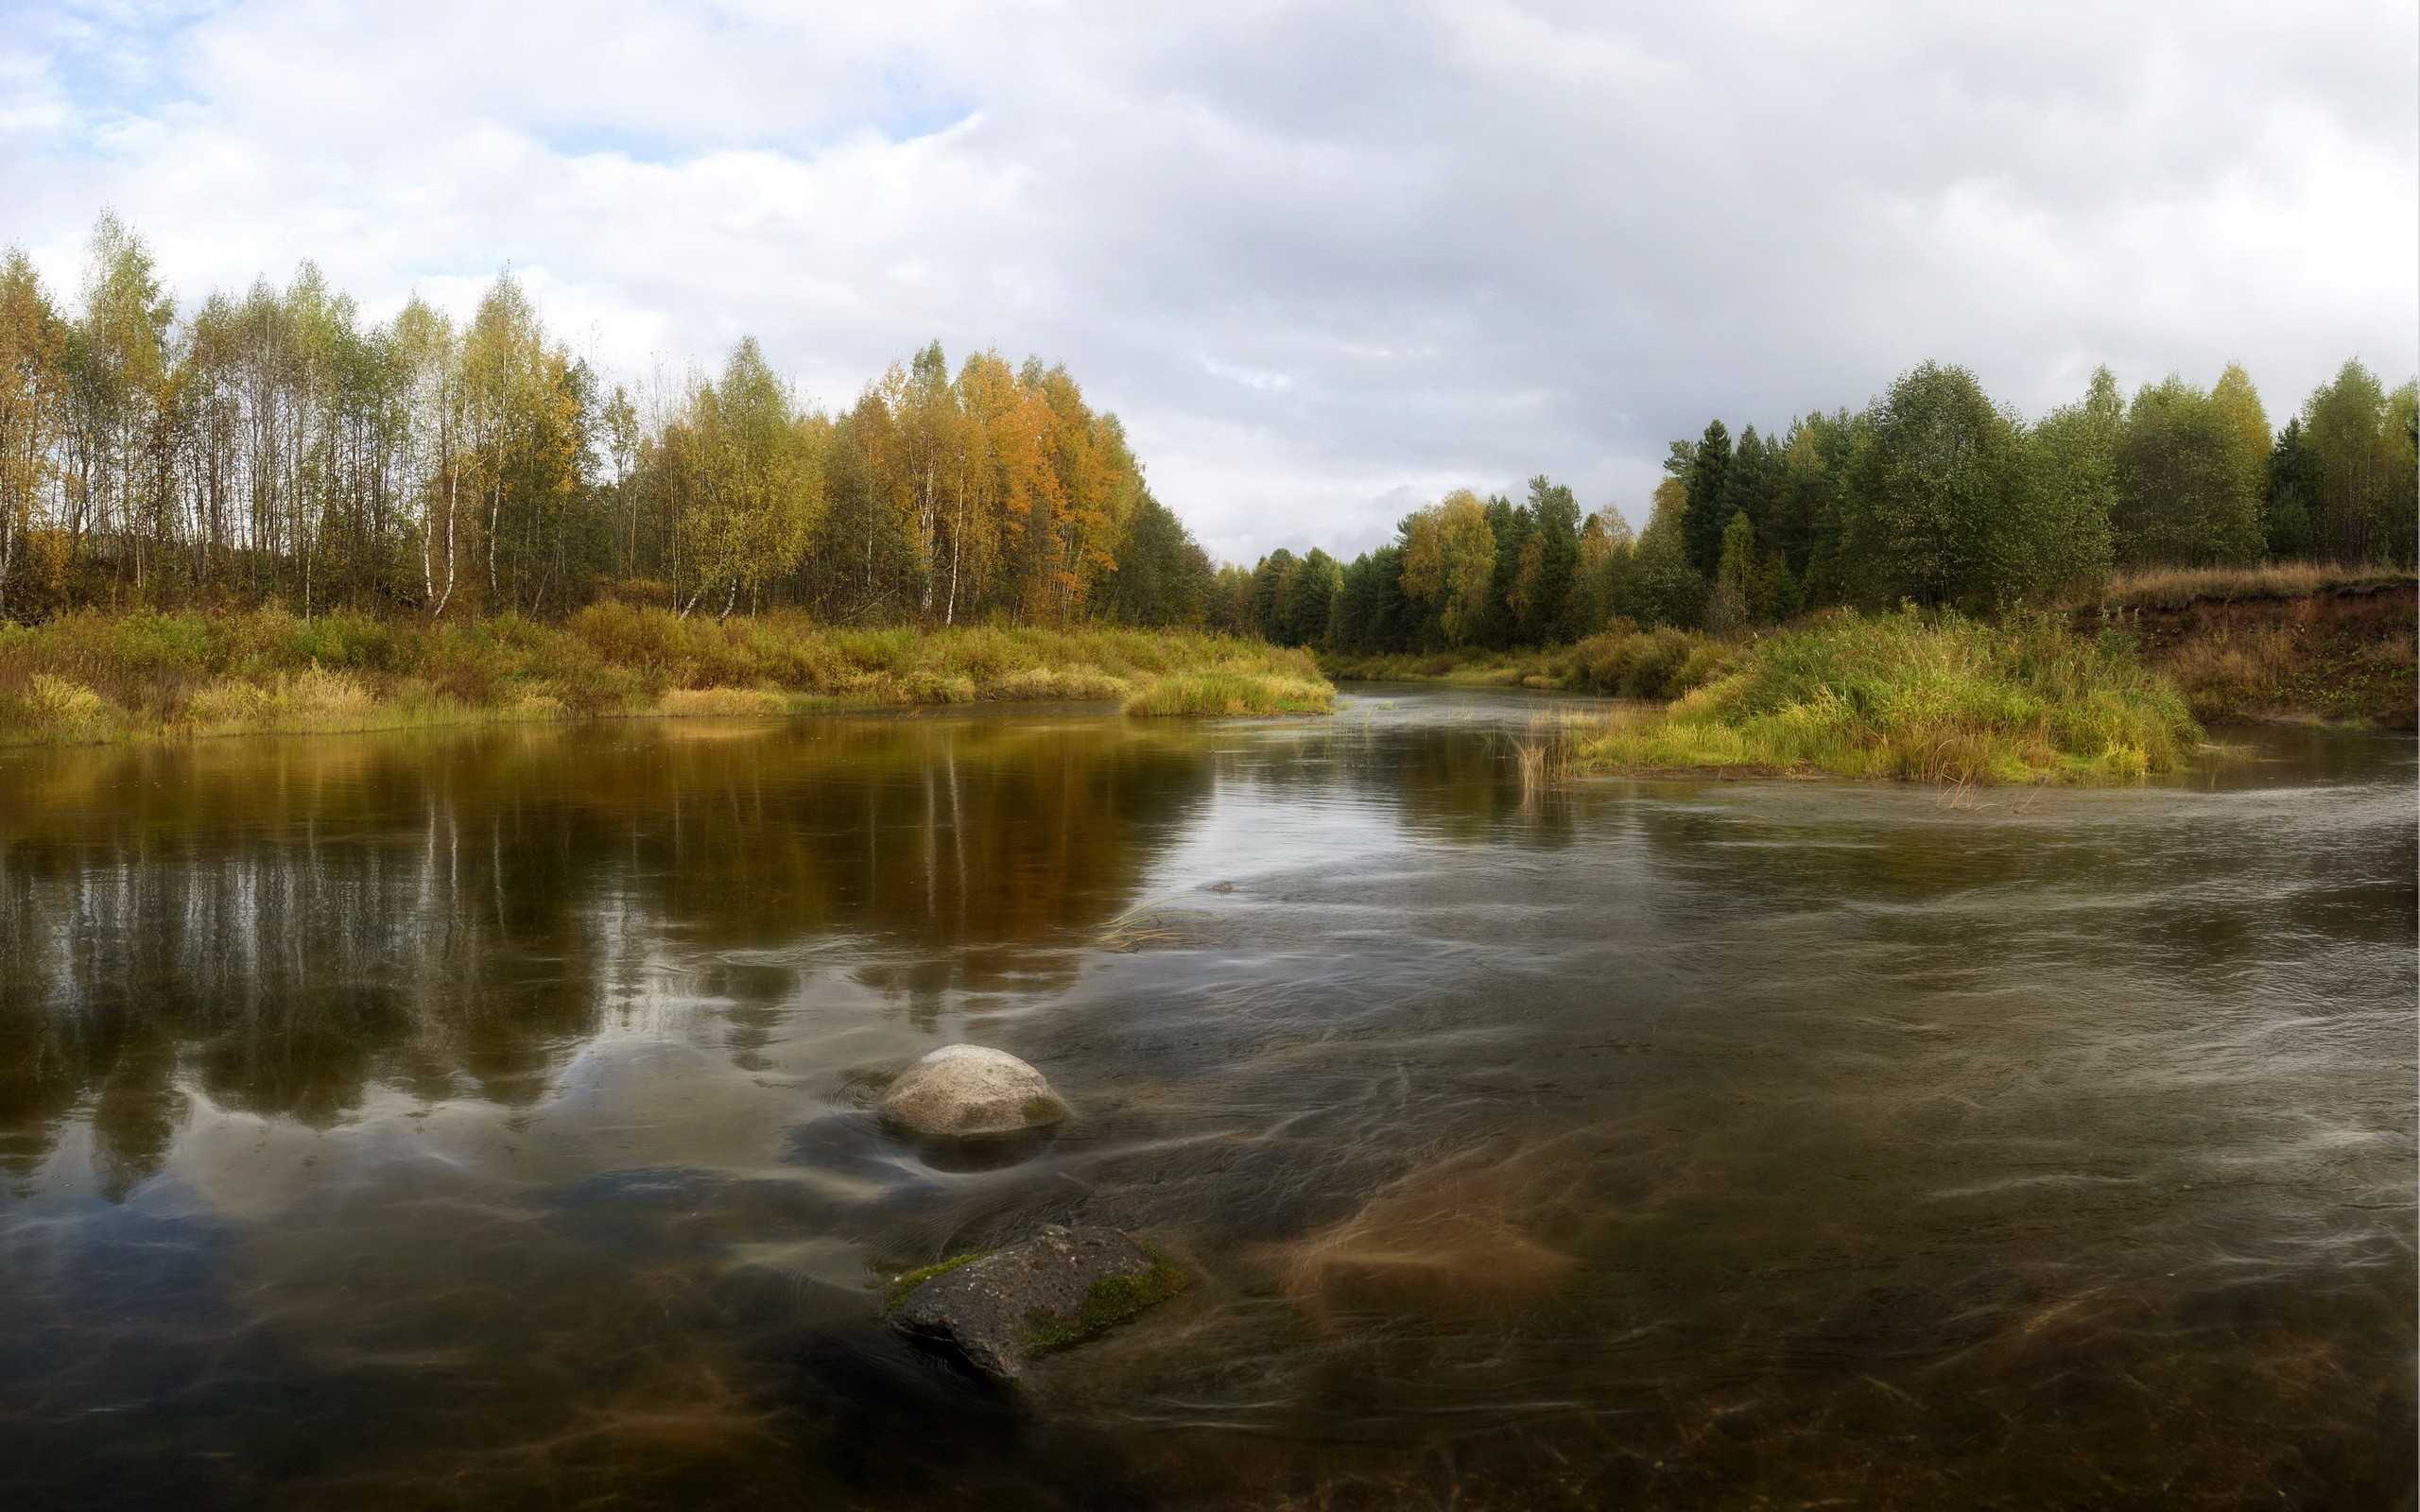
1574;610;2198;783
0;604;1333;745
1121;669;1336;716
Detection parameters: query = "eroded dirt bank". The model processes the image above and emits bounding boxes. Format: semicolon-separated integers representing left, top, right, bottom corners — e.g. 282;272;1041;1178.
2082;581;2417;729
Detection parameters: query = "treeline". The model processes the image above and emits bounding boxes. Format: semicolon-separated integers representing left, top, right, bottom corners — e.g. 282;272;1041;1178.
0;215;1219;627
1233;360;2419;653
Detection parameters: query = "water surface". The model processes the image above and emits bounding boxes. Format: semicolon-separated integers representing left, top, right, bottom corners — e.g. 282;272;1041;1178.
2;691;2411;1509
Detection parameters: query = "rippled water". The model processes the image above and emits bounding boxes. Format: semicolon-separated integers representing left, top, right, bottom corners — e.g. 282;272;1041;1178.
1;691;2411;1510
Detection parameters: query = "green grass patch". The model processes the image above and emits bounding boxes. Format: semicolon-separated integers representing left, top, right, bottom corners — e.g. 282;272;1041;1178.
1573;609;2199;783
1014;1253;1193;1355
1121;668;1336;716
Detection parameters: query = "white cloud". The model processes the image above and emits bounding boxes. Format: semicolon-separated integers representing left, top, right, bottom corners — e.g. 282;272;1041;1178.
1;0;2411;557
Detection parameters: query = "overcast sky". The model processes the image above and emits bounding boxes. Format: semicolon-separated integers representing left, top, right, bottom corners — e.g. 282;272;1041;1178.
3;2;2412;562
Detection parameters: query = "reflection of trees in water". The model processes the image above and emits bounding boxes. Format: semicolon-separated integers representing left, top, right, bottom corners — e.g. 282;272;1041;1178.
0;717;1212;1194
1275;715;1579;847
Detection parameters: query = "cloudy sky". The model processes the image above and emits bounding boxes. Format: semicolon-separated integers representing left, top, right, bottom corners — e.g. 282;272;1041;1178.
3;2;2412;562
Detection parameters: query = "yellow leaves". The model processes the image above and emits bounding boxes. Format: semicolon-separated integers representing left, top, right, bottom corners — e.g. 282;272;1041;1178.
1399;489;1496;644
634;337;1147;625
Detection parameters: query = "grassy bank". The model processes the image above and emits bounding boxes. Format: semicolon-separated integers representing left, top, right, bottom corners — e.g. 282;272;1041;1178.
1323;624;1733;700
1572;610;2199;783
0;603;1334;746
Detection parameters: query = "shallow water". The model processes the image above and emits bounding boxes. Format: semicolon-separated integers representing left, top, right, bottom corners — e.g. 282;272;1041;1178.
0;690;2411;1510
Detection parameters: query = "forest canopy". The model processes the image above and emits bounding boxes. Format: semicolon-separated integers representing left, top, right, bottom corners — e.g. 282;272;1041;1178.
0;216;1219;628
4;217;2411;654
1239;358;2417;654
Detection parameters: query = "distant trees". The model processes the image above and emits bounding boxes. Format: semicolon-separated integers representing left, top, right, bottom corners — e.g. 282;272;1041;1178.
2302;360;2420;566
1095;490;1215;628
1241;354;2415;656
1398;490;1496;645
2112;370;2265;567
6;215;2411;651
0;215;1216;629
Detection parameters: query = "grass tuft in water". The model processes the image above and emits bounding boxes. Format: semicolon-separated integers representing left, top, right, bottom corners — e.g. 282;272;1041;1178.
1573;609;2199;783
1121;669;1336;716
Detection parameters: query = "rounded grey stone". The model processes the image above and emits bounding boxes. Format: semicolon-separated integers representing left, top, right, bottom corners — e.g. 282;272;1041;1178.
876;1045;1069;1139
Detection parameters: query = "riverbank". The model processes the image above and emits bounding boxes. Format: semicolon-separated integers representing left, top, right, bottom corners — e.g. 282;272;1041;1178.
0;604;1334;745
1323;624;1732;700
2076;567;2416;730
1570;610;2200;783
1424;576;2413;783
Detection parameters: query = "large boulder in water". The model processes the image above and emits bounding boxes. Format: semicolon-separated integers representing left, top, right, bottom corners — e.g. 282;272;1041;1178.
877;1045;1068;1139
886;1225;1188;1383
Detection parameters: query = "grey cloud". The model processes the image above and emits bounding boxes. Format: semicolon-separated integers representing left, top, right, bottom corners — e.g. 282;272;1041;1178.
2;0;2411;558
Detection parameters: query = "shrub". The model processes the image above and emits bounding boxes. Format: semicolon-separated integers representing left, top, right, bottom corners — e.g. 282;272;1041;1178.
1572;625;1728;699
283;610;402;672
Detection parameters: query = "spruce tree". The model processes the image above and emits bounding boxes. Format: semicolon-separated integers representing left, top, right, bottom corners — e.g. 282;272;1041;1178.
2263;418;2318;560
1682;421;1733;578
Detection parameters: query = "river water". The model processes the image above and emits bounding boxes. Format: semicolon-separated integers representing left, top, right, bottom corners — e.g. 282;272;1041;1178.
0;690;2411;1510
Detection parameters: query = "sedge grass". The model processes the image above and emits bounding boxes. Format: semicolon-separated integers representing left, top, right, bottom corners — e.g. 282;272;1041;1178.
1121;668;1336;716
1574;609;2198;783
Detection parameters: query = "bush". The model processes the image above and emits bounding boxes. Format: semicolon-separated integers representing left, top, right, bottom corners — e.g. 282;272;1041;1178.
1571;625;1728;699
283;610;403;672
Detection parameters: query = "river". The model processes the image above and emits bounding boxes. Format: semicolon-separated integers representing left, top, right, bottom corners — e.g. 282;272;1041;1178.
1;689;2411;1509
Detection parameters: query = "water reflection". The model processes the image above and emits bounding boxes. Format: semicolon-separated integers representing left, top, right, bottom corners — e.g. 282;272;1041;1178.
0;694;2410;1509
0;714;1216;1191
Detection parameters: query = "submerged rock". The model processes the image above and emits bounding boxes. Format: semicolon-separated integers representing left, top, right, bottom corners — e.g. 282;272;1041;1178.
877;1045;1069;1140
886;1225;1188;1383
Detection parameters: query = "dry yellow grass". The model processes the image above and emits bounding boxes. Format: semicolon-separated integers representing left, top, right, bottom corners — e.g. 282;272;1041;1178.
0;605;1333;745
2085;561;2411;610
656;686;792;718
1121;669;1336;716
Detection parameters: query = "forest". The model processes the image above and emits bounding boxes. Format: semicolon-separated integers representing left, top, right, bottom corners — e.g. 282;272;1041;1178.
1240;360;2418;655
2;215;2412;706
0;216;1219;629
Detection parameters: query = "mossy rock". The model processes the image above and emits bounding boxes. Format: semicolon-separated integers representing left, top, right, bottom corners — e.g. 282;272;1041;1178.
1014;1258;1191;1354
882;1248;994;1316
886;1225;1190;1383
